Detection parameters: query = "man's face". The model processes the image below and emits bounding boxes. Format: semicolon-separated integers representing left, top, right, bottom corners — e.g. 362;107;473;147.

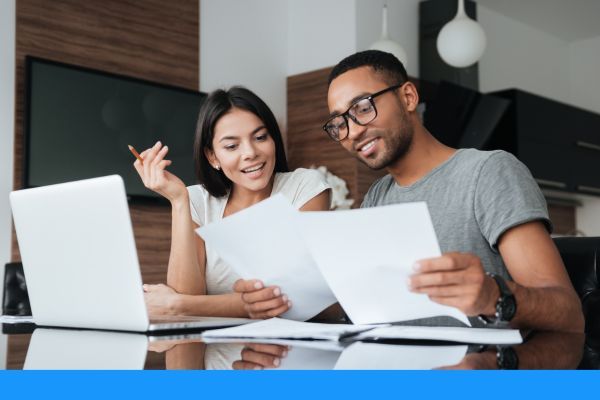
327;66;414;170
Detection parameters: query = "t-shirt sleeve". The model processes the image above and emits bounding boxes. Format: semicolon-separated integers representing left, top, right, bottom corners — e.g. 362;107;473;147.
474;151;552;250
282;168;332;209
187;185;207;226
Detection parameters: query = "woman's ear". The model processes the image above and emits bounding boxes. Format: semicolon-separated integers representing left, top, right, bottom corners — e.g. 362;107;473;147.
204;147;219;170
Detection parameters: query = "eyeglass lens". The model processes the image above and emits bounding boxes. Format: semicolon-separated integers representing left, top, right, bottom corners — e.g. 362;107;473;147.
325;98;376;140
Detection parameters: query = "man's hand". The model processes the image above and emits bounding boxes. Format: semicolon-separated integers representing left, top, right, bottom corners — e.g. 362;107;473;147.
233;279;291;319
232;343;289;370
408;252;499;316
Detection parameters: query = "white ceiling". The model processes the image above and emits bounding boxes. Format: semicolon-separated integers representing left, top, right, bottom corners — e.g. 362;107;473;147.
475;0;600;42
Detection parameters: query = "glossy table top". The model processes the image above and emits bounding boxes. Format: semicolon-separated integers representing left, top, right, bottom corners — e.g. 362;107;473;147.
2;323;593;370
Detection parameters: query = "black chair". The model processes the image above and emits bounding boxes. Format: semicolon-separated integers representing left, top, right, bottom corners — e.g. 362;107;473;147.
553;237;600;369
2;262;31;316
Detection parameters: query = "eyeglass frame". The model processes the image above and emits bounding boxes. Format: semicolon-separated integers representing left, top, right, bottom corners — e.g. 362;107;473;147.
322;83;404;141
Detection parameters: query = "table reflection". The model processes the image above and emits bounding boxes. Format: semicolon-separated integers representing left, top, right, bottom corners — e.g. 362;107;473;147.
13;327;587;370
159;331;586;370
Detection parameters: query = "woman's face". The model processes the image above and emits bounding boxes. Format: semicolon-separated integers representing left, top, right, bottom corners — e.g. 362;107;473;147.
206;107;276;194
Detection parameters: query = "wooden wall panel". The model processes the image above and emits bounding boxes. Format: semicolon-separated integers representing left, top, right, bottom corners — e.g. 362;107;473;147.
6;334;31;370
548;204;576;235
12;0;199;284
9;0;198;368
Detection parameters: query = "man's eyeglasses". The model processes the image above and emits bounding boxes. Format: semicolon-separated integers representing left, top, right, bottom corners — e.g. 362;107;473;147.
322;83;403;141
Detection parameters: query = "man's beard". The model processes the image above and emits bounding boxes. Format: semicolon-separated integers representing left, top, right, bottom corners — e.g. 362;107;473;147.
359;123;414;170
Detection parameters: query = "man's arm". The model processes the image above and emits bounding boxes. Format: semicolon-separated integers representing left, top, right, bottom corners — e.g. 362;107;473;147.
496;221;583;332
409;221;584;332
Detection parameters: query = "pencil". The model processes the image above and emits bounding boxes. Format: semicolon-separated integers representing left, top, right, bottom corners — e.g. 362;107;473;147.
128;145;144;165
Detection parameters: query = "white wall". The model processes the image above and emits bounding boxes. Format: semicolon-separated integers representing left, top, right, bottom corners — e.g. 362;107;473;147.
569;35;600;114
355;0;420;78
0;0;16;371
200;0;288;129
575;195;600;236
200;0;420;128
478;5;571;104
287;0;356;76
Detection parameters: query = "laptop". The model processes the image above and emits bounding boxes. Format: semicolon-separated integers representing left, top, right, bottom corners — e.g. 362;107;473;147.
9;175;252;332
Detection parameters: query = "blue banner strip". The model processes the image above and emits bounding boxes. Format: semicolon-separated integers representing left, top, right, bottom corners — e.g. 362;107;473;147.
1;370;598;400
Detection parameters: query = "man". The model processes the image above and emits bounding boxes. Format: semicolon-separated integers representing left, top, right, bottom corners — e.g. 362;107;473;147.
320;50;583;331
235;50;583;332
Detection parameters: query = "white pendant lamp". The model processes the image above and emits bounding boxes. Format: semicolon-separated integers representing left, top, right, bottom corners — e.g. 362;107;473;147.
369;5;408;66
436;0;486;68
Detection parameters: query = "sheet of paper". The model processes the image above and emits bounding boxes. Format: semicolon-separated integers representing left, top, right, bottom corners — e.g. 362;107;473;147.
201;318;381;341
334;342;468;370
354;325;522;345
297;202;471;326
197;194;337;321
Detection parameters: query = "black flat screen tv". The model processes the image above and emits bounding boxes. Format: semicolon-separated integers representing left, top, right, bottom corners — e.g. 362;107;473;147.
24;57;206;200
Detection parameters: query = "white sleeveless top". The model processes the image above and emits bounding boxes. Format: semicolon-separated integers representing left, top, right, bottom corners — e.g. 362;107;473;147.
187;168;331;295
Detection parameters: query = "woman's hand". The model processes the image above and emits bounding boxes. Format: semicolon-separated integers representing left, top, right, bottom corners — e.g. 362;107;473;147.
132;141;187;204
233;279;291;319
232;343;289;370
143;283;181;316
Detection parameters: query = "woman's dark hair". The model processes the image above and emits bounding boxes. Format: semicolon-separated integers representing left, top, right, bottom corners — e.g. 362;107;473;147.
194;86;289;197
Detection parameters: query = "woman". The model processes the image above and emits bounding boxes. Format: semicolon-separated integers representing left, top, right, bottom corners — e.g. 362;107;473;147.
133;87;331;319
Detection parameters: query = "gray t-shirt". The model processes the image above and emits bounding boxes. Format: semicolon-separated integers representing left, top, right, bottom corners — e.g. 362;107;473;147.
361;148;551;326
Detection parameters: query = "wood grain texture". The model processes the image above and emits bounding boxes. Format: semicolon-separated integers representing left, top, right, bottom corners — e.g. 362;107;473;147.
9;0;198;367
6;334;31;370
548;204;576;235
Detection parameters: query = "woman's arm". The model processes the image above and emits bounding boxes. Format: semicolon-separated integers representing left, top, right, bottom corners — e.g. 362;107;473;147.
133;143;206;293
144;283;248;317
147;204;252;317
166;200;205;295
134;142;246;316
299;189;331;211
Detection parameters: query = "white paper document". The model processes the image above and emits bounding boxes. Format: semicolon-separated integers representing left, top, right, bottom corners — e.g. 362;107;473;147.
298;202;471;326
197;195;337;321
202;318;520;346
201;318;381;341
334;342;468;370
354;325;522;345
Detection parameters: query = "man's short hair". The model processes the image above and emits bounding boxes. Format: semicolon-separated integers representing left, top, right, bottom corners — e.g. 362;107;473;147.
328;50;408;86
